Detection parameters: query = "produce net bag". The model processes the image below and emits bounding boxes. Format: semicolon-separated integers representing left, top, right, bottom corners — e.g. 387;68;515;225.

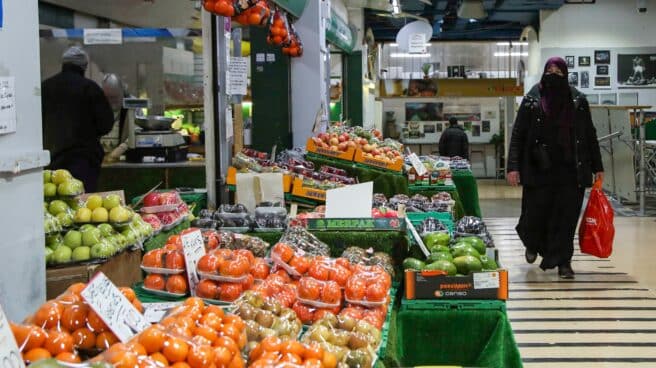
579;179;615;258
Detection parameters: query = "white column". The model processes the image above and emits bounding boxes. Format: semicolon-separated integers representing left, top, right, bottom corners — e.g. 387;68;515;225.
291;0;330;147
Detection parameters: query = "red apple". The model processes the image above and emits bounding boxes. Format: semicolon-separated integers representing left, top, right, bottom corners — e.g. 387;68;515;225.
143;192;161;207
346;141;357;149
329;137;340;146
338;134;347;143
338;142;348;151
318;133;329;143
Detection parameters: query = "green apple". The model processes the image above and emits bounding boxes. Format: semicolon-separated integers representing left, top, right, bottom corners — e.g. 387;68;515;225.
91;207;109;223
66;199;82;211
90;241;116;259
43;170;52;184
56;212;74;228
48;200;69;216
53;246;73;263
81;227;102;246
74;208;92;223
45;247;53;263
109;206;131;223
121;229;138;244
103;195;122;210
79;224;95;232
115;234;128;248
44;183;57;197
72;246;91;261
46;234;64;248
58;179;84;196
97;223;115;237
64;230;82;249
51;169;72;185
86;195;103;210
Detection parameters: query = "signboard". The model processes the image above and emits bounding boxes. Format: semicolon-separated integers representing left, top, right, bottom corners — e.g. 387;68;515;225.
228;57;248;96
81;273;149;342
83;29;123;45
181;229;205;296
408;33;427;54
0;77;16;135
306;218;405;232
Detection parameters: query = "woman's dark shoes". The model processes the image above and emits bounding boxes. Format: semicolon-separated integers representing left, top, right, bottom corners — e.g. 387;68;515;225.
525;249;537;264
558;263;575;279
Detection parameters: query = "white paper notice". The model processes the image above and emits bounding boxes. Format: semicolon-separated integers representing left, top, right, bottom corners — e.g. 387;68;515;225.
473;272;500;289
226;106;234;140
266;53;275;63
0;77;16;135
182;229;206;296
0;305;25;368
228;57;248;96
407;153;428;177
81;272;149;342
256;53;265;63
325;182;373;218
408;33;427;54
84;28;123;45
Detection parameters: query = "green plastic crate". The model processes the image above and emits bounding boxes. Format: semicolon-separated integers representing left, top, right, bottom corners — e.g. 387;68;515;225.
407;212;454;232
401;298;506;313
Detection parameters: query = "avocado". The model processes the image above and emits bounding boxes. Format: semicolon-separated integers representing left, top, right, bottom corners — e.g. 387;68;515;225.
479;255;499;270
429;244;450;254
423;232;451;248
459;236;486;254
423;260;457;276
428;252;453;263
403;257;426;271
451;245;481;259
452;255;483;275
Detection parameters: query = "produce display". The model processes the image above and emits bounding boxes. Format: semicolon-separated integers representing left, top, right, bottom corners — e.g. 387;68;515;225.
384;193;455;214
140;191;191;229
302;314;383;368
454;216;494;247
194;249;257;302
341;248;395;278
406;156;453;187
142;237;190;296
248;336;337;368
11;282;142;365
43;169;84;198
309;127;403;164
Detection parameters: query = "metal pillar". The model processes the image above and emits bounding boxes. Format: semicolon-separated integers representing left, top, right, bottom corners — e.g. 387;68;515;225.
215;17;231;204
639;108;646;215
202;10;217;207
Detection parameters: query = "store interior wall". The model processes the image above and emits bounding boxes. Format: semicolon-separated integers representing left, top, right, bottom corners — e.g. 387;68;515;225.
0;0;47;321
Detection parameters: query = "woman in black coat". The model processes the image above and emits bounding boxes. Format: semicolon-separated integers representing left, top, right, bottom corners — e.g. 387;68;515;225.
507;57;604;279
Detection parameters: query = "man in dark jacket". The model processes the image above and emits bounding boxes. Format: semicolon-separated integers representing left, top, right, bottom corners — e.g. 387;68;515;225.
438;117;469;159
42;46;114;192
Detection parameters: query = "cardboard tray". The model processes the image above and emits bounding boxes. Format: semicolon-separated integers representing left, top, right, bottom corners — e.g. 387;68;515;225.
227;166;293;192
404;269;508;301
353;149;403;173
306;138;355;162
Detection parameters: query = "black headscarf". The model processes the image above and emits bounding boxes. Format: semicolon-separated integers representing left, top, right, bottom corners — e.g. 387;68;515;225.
539;57;575;157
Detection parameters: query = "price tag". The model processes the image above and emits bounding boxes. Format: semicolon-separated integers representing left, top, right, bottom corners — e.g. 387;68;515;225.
0;305;25;368
407;153;428;177
405;217;430;257
473;272;500;289
182;229;206;297
142;302;183;323
81;273;149;342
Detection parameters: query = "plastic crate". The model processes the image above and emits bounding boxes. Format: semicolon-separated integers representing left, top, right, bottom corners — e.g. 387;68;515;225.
407;212;455;232
401;298;506;313
378;286;396;358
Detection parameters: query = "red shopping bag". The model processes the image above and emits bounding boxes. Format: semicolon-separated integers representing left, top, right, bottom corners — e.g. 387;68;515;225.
579;179;615;258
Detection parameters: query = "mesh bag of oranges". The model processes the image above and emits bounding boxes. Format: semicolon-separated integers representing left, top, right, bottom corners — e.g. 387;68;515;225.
248;336;338;368
232;291;303;356
344;265;392;309
267;9;291;47
302;312;383;368
282;24;303;58
90;297;247;368
202;0;236;17
233;0;271;27
11;282;143;365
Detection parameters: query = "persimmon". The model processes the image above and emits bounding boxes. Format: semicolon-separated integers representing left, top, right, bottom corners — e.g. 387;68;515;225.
23;348;51;363
166;275;189;294
43;330;74;356
33;301;63;329
11;323;46;351
144;274;166;291
72;327;96;350
162;337;189;363
139;325;166;354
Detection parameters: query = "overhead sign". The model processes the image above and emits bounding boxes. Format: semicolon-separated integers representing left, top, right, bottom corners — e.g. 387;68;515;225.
84;28;123;45
408;33;427;54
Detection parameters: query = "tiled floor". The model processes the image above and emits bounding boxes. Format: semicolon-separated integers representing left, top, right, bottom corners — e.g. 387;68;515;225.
483;182;656;367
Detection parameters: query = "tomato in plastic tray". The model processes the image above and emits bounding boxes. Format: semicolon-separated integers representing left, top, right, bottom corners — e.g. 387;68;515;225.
142;248;186;272
297;277;342;308
194;278;253;303
344;265;391;308
143;273;190;297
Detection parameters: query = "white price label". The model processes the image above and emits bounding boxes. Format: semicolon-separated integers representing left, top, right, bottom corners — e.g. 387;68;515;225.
0;305;25;368
407;153;428;177
84;28;123;45
182;229;206;296
0;77;17;135
81;273;149;342
142;302;183;323
473;272;500;289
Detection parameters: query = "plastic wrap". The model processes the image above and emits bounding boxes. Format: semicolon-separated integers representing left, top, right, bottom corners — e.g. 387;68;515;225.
341;248;394;278
297;277;342;308
277;226;330;257
248;336;337;368
454;216;494;247
344;266;391;308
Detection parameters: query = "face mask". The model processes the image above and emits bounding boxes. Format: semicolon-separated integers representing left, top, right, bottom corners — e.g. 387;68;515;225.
542;73;567;90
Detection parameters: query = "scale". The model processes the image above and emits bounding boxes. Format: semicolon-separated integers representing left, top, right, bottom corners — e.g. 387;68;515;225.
123;98;188;163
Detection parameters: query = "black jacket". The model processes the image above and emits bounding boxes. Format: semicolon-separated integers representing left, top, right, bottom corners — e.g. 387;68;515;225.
507;84;603;188
438;125;469;159
42;64;114;167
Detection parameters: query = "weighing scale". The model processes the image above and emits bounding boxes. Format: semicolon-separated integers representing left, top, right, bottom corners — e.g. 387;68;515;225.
123;98;188;163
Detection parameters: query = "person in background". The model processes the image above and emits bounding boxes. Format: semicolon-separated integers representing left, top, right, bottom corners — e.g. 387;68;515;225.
438;117;469;159
507;57;604;279
42;46;114;192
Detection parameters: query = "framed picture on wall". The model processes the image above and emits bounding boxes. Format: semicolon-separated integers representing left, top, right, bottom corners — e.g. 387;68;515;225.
472;125;481;137
595;50;611;64
581;71;590;88
617;53;656;88
435;123;443;132
482;120;491;132
568;72;579;87
578;56;591;67
595;76;611;88
597;65;609;75
566;56;575;68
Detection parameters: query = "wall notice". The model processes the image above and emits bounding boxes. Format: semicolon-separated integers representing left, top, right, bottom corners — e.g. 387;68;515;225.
228;57;248;96
0;77;16;135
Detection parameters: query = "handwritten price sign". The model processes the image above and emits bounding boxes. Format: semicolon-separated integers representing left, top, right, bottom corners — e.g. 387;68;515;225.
182;229;206;297
81;272;150;342
0;305;24;368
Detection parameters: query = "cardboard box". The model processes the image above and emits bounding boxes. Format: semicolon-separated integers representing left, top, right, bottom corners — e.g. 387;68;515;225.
404;269;508;300
291;177;327;202
306;138;355;162
354;149;403;173
227;166;292;192
46;249;143;299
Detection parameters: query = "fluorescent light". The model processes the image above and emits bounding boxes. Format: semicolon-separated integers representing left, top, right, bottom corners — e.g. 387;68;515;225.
390;53;431;58
469;19;478;23
496;42;529;46
494;52;528;57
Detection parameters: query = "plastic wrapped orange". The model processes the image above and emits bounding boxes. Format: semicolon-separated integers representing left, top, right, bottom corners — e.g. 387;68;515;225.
267;9;291;46
248;336;337;368
282;24;304;57
234;0;270;26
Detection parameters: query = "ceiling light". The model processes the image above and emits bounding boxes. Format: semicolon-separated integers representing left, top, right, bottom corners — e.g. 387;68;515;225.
458;0;487;19
390;53;431;58
496;42;529;46
494;52;528;57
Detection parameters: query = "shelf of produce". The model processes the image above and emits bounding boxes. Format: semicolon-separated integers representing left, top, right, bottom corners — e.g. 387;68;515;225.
306;138;356;162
